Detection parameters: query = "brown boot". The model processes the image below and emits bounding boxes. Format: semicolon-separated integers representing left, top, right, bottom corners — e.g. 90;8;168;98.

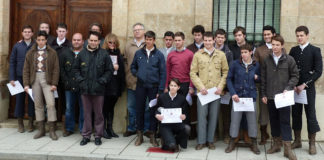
309;133;317;155
17;118;25;133
48;122;58;140
267;137;282;154
250;138;260;155
135;130;143;146
283;141;297;160
149;131;159;147
33;121;45;139
259;125;269;145
225;138;236;153
243;130;251;144
291;130;302;149
27;117;34;132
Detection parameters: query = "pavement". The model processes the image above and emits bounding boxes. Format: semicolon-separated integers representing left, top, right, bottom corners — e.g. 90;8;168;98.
0;125;323;160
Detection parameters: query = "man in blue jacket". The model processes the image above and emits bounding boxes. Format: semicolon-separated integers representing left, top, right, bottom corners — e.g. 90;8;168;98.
131;31;166;147
9;25;35;133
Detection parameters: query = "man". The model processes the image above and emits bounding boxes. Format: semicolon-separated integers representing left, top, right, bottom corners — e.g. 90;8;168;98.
39;22;55;45
9;25;35;133
83;22;105;47
214;28;233;144
290;26;323;155
123;23;150;137
159;31;175;61
261;35;298;160
73;31;113;146
131;31;166;147
254;25;276;145
60;33;85;137
23;31;59;140
190;31;228;150
187;25;205;54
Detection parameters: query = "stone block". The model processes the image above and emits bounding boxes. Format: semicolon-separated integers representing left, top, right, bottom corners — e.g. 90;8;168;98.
299;0;324;17
281;0;300;17
280;16;299;43
298;17;324;45
48;152;105;160
0;149;48;160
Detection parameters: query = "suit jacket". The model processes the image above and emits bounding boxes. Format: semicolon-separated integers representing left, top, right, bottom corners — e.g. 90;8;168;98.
158;46;176;61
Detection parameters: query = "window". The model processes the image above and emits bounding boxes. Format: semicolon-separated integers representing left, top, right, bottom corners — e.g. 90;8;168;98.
213;0;281;44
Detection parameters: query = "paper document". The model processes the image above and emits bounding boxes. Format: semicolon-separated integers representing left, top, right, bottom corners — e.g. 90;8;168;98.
197;87;220;106
161;108;182;123
233;98;254;112
27;89;34;102
149;98;157;108
221;92;231;104
294;90;307;104
110;55;118;75
54;90;59;98
6;81;24;96
274;90;295;108
186;93;192;106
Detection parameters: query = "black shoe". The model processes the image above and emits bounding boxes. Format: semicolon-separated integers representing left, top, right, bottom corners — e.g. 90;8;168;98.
95;138;102;145
144;131;151;138
123;130;136;137
110;130;119;138
63;131;73;137
80;138;90;146
103;130;112;139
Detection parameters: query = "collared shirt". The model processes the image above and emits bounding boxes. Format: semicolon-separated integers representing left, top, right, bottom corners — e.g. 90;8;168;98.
265;43;272;49
134;38;144;48
195;42;203;49
146;47;154;57
215;44;224;50
169;92;177;101
165;47;173;55
176;47;186;52
37;46;46;50
25;40;31;47
272;52;282;66
57;37;66;46
204;47;215;56
243;59;252;68
299;42;309;51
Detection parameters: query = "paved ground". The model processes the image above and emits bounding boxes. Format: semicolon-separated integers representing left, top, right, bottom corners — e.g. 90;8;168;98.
0;127;323;160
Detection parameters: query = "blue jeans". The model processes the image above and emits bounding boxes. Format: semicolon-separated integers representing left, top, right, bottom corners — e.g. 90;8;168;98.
127;89;150;131
65;91;84;132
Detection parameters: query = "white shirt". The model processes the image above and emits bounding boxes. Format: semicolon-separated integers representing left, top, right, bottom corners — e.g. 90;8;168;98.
169;92;177;101
57;37;66;46
176;47;186;52
146;47;154;57
204;48;215;56
195;42;203;49
134;39;144;48
243;59;252;68
266;43;272;49
215;44;224;50
272;53;282;66
299;42;309;51
37;46;46;50
165;47;173;55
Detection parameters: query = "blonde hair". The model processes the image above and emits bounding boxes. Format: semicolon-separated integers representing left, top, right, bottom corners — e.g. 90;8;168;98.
102;33;120;49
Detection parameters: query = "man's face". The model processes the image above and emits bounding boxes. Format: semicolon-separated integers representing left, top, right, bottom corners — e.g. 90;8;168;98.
263;30;274;44
193;32;203;43
296;31;309;45
214;34;226;46
36;36;47;48
271;39;283;54
56;27;67;40
163;36;174;48
133;25;145;39
241;49;252;62
39;23;50;34
234;31;246;44
91;25;101;33
88;35;100;49
22;28;33;40
203;36;215;50
174;36;184;49
72;34;84;50
145;37;155;49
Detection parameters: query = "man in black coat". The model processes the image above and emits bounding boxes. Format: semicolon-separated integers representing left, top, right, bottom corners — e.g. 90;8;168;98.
289;26;323;155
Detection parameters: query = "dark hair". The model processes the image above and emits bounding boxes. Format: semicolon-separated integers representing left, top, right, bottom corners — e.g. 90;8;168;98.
233;26;246;35
169;78;181;86
174;32;185;40
37;31;48;39
214;28;226;37
263;25;276;34
88;31;101;39
191;25;205;35
89;22;103;33
56;23;67;30
240;43;253;51
22;25;33;32
203;31;214;39
39;22;50;31
295;25;309;35
272;34;285;45
164;31;174;39
145;31;156;40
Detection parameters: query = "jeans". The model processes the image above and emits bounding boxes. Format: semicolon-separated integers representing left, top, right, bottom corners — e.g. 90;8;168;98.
65;91;84;133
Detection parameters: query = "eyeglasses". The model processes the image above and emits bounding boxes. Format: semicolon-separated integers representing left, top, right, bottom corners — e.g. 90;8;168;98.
108;41;115;45
133;29;144;32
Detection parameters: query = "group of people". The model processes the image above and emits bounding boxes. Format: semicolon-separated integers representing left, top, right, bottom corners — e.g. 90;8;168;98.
9;21;322;160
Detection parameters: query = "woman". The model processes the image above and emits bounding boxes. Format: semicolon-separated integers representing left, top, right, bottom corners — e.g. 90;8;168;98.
102;33;125;139
155;78;190;152
225;44;260;154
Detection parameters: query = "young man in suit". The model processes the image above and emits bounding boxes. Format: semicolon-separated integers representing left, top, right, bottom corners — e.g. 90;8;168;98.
159;31;175;61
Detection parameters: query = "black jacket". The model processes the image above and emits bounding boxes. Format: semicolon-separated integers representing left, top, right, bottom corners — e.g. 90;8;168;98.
73;46;114;96
60;47;81;92
105;49;126;97
50;38;72;56
289;44;323;87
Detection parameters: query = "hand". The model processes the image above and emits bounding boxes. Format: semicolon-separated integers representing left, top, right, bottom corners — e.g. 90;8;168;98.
232;94;239;102
113;64;119;71
215;88;222;95
294;86;297;92
296;84;306;94
180;114;186;120
262;97;267;104
189;88;194;95
200;88;208;95
283;90;287;94
156;94;159;98
24;86;29;93
10;80;15;87
164;88;168;93
254;74;258;80
155;114;163;121
50;85;57;91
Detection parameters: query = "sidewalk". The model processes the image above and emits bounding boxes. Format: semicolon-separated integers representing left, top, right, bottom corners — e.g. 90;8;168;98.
0;127;323;160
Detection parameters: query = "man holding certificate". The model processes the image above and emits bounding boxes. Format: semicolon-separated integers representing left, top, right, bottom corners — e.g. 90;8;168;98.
225;44;260;154
190;32;228;150
261;35;299;160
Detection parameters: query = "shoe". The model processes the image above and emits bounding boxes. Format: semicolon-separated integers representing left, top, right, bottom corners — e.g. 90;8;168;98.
148;131;159;147
283;141;297;160
223;135;230;144
309;133;317;155
143;131;151;139
135;130;143;146
95;138;102;145
27;117;34;132
250;138;260;155
225;138;236;153
48;122;58;140
195;144;206;150
33;121;45;139
267;137;282;154
291;130;302;149
103;129;112;139
123;130;136;137
207;142;215;150
80;137;90;146
243;130;251;144
17;118;25;133
110;130;119;138
63;130;73;137
259;125;269;145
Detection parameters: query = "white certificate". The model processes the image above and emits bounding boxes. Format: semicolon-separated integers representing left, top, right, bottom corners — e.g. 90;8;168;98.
294;90;307;104
27;89;34;102
221;92;231;104
233;98;254;112
161;108;182;123
197;87;221;106
274;90;295;108
110;55;118;75
149;98;157;108
186;93;192;106
53;90;59;98
6;81;24;96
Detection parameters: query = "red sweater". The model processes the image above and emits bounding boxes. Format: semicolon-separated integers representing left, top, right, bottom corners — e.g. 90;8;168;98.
165;49;194;88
